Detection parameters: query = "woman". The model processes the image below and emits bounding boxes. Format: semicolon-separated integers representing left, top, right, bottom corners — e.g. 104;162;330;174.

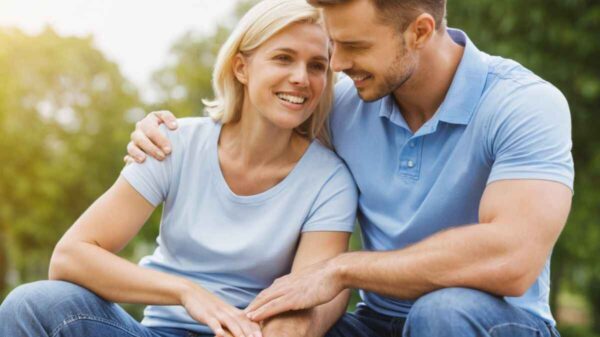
0;1;357;337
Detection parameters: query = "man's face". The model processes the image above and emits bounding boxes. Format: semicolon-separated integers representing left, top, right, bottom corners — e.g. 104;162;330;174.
322;0;418;101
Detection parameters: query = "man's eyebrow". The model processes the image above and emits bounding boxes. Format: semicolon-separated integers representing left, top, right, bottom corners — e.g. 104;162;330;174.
332;39;371;47
271;48;329;62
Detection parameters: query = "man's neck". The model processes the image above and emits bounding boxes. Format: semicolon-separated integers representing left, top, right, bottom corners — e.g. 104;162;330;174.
393;30;465;133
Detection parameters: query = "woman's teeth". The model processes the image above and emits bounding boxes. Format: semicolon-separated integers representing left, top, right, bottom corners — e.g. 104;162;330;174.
277;93;307;104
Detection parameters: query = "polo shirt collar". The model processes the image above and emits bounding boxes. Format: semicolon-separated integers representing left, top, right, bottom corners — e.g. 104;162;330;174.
379;28;488;129
436;28;488;125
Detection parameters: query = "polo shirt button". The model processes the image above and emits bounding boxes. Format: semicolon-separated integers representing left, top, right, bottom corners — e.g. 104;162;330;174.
407;160;415;168
409;141;416;148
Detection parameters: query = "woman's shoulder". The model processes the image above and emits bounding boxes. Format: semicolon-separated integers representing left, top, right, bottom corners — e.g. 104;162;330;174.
162;116;218;148
305;140;353;179
171;116;217;135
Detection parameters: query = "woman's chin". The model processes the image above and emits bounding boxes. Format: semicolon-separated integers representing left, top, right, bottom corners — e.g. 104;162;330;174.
267;114;311;131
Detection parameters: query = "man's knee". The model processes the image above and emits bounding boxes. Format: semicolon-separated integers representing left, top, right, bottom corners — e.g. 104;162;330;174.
404;287;495;335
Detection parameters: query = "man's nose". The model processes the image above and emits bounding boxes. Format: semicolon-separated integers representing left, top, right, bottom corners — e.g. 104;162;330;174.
330;45;351;72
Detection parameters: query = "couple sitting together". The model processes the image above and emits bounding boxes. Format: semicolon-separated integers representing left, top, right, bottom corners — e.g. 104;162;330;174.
0;0;573;337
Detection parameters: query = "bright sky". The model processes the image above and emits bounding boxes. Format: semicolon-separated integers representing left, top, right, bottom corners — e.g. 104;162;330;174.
0;0;237;102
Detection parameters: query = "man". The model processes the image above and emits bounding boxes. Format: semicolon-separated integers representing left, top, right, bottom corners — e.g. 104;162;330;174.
127;0;573;336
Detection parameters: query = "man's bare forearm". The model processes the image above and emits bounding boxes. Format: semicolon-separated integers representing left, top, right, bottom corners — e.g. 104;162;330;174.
333;221;550;300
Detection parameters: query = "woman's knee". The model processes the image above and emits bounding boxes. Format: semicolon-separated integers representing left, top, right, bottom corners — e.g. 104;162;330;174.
1;280;105;319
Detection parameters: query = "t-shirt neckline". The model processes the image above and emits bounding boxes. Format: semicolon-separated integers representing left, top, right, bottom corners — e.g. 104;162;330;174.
209;121;317;204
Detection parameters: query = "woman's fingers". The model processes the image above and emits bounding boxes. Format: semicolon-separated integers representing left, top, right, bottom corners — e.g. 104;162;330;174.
217;311;246;337
231;310;262;337
206;316;226;337
183;288;262;337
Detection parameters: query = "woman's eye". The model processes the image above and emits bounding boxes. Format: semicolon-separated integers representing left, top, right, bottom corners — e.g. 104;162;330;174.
310;63;327;72
274;55;292;62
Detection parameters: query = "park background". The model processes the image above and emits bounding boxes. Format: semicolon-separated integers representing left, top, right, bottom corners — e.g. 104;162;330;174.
0;0;598;335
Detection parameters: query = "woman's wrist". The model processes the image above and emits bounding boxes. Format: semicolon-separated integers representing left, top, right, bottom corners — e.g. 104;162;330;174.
176;278;198;306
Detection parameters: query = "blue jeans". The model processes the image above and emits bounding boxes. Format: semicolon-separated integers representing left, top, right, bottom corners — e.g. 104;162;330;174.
0;280;211;337
326;288;561;337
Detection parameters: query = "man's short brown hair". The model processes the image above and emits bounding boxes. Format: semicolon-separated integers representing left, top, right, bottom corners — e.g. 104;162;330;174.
307;0;446;32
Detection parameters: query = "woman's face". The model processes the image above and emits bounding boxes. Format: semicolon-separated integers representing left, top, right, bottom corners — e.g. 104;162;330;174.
237;22;330;130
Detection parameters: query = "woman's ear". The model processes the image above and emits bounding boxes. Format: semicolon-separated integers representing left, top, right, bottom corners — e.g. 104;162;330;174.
233;53;249;84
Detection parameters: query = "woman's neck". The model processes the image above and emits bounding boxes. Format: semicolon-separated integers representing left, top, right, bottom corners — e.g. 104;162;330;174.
219;107;307;169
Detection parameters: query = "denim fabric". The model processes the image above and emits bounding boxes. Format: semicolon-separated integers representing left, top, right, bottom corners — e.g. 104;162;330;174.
0;281;212;337
326;288;561;337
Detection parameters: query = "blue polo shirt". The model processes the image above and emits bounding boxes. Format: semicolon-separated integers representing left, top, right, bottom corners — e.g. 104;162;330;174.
329;29;573;325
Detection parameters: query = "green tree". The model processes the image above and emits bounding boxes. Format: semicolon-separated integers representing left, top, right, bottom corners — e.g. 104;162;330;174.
0;27;157;298
447;0;600;331
149;0;259;117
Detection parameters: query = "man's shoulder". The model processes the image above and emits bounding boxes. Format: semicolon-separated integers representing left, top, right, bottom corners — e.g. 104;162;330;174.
483;55;551;97
476;56;568;125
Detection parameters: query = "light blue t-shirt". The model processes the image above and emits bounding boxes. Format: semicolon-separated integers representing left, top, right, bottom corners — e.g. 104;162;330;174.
121;117;358;333
329;29;573;325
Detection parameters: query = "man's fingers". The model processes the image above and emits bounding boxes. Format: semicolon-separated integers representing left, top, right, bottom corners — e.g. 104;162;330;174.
126;141;147;163
247;296;293;322
131;130;166;161
123;155;137;165
152;110;178;130
245;287;284;313
146;127;172;155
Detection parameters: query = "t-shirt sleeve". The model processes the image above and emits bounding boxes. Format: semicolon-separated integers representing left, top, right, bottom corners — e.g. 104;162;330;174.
120;124;179;206
486;82;574;191
301;163;358;233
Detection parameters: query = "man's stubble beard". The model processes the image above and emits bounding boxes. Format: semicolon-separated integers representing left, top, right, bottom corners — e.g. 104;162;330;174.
358;42;417;103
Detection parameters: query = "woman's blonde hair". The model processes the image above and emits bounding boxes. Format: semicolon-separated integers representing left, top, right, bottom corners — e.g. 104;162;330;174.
203;0;334;147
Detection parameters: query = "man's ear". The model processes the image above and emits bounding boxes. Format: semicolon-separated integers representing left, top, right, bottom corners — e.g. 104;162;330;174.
406;13;435;50
233;53;249;84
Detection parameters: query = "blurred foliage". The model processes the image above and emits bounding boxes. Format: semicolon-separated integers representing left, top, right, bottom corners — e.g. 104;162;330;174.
0;0;599;334
447;0;600;330
0;27;161;298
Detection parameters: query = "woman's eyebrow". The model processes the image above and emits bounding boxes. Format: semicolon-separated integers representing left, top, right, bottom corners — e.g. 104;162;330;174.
271;48;329;62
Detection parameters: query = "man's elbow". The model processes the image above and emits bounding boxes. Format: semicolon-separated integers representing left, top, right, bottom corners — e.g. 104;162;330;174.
493;262;540;297
498;277;532;298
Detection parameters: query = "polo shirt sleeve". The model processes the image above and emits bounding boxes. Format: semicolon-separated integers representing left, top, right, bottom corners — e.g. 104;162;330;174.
120;124;178;207
301;163;358;233
486;82;574;191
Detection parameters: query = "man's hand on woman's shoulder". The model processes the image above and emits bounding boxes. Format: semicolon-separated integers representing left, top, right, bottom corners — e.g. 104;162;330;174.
124;110;178;164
